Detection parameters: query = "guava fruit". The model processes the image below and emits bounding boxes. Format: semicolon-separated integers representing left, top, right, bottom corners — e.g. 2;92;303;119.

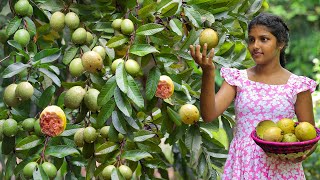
64;86;86;109
14;0;30;16
86;32;93;45
23;162;38;178
65;12;80;29
81;51;103;73
3;118;18;137
102;164;116;180
282;133;298;142
74;128;85;147
92;45;106;60
112;18;123;31
155;75;174;99
179;104;200;125
69;58;85;77
15;81;34;101
3;84;19;107
40;105;66;137
276;118;295;134
83;126;97;143
111;58;124;73
50;12;65;31
119;165;133;180
83;88;100;112
42;162;57;178
256;120;277;139
14;29;30;47
295;122;317;141
120;19;134;35
22;118;36;132
125;59;140;76
100;126;110;138
199;28;219;50
72;27;87;45
262;126;284;142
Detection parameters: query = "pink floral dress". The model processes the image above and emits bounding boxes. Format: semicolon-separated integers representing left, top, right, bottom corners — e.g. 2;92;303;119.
220;67;317;180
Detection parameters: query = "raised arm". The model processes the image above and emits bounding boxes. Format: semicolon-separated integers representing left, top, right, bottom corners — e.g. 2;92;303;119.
190;44;236;122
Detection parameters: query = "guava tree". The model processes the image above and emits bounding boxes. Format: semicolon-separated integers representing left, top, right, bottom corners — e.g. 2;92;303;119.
0;0;264;179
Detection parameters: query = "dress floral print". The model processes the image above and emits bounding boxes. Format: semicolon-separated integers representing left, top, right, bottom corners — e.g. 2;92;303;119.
220;67;317;180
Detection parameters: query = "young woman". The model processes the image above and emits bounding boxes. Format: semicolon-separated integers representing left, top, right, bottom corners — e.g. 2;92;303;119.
190;13;317;179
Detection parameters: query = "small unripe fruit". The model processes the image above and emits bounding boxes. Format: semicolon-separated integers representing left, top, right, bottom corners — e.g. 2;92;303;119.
14;0;30;16
100;126;110;138
3;118;18;137
15;81;34;101
26;4;33;17
34;119;43;136
42;162;57;178
86;32;93;45
65;12;80;29
72;28;87;45
84;88;100;112
83;126;97;143
92;46;106;60
50;12;65;31
125;59;140;76
111;19;123;31
120;19;134;35
64;86;86;109
119;165;133;180
102;165;116;180
3;84;19;107
74;128;85;147
14;29;30;47
23;162;38;178
111;58;124;73
69;58;85;77
0;120;5;141
22;118;36;131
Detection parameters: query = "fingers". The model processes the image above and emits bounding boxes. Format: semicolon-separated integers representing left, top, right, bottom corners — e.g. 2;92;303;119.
195;44;202;63
202;43;208;63
189;45;195;59
208;48;215;61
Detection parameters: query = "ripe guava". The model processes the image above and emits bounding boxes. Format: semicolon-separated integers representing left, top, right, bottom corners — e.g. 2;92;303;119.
255;120;277;139
179;104;200;125
155;75;174;99
40;105;66;137
81;51;103;73
282;133;299;142
295;122;316;141
262;127;284;142
199;28;219;50
276;118;295;134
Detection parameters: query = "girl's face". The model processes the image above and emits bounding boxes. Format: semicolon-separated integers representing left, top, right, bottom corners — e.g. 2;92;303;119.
248;25;282;65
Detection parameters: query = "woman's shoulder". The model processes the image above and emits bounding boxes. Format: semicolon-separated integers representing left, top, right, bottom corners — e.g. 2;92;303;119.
220;67;245;87
288;72;317;93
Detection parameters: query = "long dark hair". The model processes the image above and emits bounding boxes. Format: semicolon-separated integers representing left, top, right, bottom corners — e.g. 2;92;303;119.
248;13;290;67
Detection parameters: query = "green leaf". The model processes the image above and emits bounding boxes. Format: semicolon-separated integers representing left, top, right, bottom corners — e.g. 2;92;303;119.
115;62;128;93
95;142;119;156
24;17;37;37
34;165;49;180
180;28;201;51
145;67;161;100
121;150;152;161
7;40;22;50
5;154;16;180
129;44;159;56
15;135;42;151
184;6;202;28
34;48;61;63
2;62;30;79
133;130;155;142
111;111;127;134
138;2;156;18
136;23;164;36
60;124;82;137
38;85;55;108
160;2;179;17
6;16;21;36
45;145;80;158
97;99;116;128
39;68;61;87
114;87;132;117
98;76;117;106
106;34;128;48
127;76;144;108
185;125;202;154
62;46;79;65
169;18;183;36
123;116;140;130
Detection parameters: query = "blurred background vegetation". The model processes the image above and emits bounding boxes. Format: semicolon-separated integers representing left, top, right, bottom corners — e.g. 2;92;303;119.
266;0;320;179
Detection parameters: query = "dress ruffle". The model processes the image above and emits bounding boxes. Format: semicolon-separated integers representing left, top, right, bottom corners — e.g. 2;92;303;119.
220;67;242;87
292;75;317;94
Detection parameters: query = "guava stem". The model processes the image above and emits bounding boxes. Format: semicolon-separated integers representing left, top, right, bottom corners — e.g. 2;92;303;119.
40;136;51;163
